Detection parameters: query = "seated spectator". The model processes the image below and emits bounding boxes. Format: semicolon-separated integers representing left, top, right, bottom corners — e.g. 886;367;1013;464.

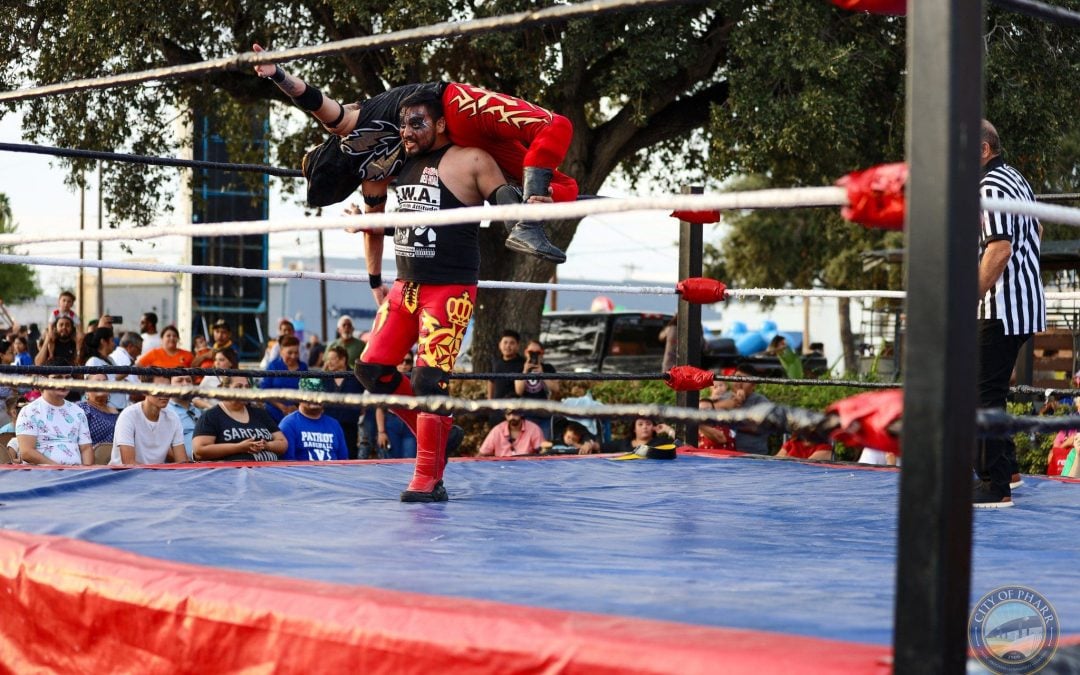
515;339;560;439
137;325;193;369
197;346;240;408
710;373;730;401
11;336;31;366
0;394;25;433
765;335;789;356
598;416;677;454
259;335;308;424
777;434;834;461
168;374;202;460
81;327;115;367
0;394;29;459
713;365;771;454
193;375;287;462
478;409;545;457
557;380;605;439
194;320;234;370
35;315;78;366
1047;397;1080;476
15;367;92;465
375;354;417;459
280;378;349;461
320;344;365;459
305;333;325;369
542;420;598;455
109;376;187;465
327;315;364;369
76;374;121;445
260;318;296;369
109;331;143;410
696;398;735;450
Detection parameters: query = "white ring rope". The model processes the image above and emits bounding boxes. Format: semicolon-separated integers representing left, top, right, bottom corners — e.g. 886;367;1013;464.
0;0;684;104
0;188;849;247
0;254;677;296
9;255;1080;301
728;289;906;299
983;197;1080;228
5;191;1077;249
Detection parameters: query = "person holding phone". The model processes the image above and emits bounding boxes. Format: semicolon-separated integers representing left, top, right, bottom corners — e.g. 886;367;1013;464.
514;340;560;439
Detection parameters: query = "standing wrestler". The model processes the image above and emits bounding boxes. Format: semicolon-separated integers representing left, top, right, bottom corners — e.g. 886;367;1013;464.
353;88;532;501
251;43;575;263
974;120;1044;508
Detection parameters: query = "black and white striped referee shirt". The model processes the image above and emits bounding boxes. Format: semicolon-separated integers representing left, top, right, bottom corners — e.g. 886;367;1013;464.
979;156;1045;336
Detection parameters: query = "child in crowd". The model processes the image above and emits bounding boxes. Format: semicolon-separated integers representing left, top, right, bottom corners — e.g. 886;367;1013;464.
48;290;79;329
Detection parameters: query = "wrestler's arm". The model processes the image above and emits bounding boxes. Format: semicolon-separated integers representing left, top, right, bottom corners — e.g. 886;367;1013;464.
252;43;354;135
360;180;391;304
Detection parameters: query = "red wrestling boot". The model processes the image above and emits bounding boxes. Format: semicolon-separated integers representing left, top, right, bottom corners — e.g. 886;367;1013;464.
401;413;451;502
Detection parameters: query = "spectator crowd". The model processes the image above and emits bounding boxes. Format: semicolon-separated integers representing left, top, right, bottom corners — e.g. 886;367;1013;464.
1;291;1071;477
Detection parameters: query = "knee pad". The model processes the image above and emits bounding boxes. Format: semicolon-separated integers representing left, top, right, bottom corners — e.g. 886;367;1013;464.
355;361;402;394
411;366;450;397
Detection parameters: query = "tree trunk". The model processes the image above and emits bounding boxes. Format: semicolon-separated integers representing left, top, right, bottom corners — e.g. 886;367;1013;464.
469;219;579;373
838;297;858;376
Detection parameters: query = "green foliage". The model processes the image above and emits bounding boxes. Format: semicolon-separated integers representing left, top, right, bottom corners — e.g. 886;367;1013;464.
2;0;736;227
1007;401;1066;476
0;194;40;304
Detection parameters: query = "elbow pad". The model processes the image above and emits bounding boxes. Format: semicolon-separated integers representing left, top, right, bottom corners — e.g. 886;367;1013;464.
291;84;324;112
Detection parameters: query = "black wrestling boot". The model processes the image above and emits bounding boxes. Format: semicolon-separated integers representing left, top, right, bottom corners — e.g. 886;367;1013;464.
504;167;566;264
400;481;449;503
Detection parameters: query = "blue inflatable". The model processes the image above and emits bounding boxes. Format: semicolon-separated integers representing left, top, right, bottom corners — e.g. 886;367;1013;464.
724;322;803;356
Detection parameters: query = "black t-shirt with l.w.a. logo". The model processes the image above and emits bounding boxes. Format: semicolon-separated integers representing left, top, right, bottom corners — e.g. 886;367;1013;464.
392;144;480;285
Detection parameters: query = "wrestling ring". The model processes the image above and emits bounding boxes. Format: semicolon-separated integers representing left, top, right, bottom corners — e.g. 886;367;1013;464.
2;1;1080;674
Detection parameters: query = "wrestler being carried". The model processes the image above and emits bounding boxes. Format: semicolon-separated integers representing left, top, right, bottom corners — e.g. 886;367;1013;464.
252;43;576;264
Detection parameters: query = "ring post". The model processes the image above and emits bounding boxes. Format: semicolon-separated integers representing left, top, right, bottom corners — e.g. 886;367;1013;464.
895;1;983;671
677;185;704;446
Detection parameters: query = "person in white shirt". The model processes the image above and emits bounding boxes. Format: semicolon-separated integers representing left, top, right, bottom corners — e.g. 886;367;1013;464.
139;312;162;354
167;374;202;460
108;332;143;410
16;368;93;465
110;375;187;465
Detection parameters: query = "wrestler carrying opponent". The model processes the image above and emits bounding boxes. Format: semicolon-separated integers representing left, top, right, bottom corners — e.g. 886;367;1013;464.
252;43;575;263
352;88;530;501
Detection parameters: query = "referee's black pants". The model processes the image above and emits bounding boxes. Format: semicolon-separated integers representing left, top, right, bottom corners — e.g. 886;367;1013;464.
976;319;1029;498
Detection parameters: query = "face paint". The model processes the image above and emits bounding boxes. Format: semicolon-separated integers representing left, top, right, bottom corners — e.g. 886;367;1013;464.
401;112;431;132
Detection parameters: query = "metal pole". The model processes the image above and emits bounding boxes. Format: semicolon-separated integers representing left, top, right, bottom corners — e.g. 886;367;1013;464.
318;231;328;344
96;163;104;318
676;185;703;446
78;176;85;323
895;2;983;672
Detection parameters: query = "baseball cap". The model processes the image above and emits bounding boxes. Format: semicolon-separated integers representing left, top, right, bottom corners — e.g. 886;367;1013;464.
212;319;231;330
299;378;325;393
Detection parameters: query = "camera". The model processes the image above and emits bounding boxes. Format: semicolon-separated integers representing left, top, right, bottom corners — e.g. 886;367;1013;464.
527;352;540;365
108;315;124;325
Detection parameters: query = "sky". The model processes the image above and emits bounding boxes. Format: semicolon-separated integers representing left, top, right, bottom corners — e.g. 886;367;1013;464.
0;110;690;298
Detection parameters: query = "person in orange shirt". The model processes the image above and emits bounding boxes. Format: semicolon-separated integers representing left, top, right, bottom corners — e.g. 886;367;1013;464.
137;325;193;369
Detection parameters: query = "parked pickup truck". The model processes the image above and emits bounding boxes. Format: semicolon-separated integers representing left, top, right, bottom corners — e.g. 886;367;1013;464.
539;311;827;376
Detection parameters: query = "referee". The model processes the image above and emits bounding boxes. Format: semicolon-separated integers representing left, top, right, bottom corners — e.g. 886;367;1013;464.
975;119;1045;509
